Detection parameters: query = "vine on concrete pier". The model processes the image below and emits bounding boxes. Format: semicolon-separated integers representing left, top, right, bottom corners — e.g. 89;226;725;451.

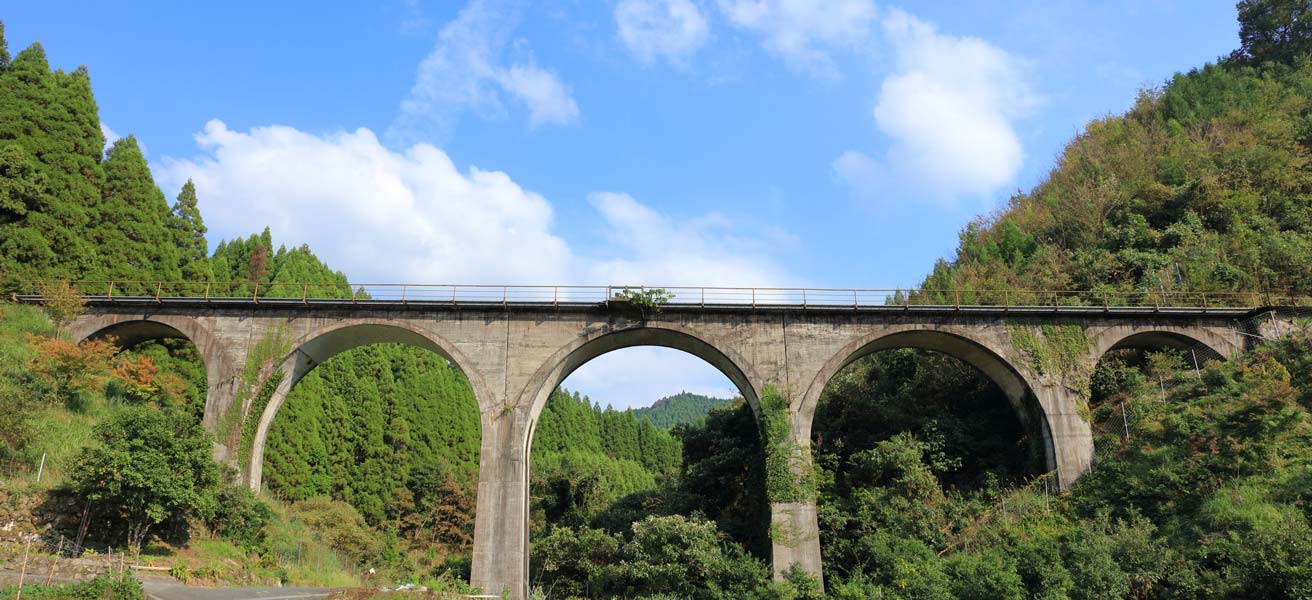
218;324;292;460
759;384;817;506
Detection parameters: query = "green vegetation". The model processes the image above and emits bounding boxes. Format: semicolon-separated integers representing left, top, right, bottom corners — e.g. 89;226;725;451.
69;406;220;553
0;574;142;600
631;392;733;428
759;385;816;504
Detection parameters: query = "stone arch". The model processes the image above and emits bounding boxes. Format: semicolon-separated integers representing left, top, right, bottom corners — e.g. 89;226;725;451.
498;322;768;596
1089;324;1239;365
518;323;765;435
71;314;232;429
797;325;1058;476
246;318;492;492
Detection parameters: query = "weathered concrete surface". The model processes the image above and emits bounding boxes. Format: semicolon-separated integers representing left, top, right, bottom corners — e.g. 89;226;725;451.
67;300;1276;599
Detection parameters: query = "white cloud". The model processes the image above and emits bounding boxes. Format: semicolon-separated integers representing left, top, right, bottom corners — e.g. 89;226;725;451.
156;120;791;406
494;64;580;126
615;0;710;65
157;120;574;284
389;0;578;144
100;122;120;153
562;347;740;410
717;0;877;76
836;9;1039;203
155;122;789;290
585;191;786;286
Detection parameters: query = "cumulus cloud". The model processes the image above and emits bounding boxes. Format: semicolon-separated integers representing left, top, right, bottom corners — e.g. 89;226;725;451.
717;0;877;75
615;0;710;65
155;122;789;290
835;9;1039;203
585;191;786;286
389;0;578;144
156;120;574;284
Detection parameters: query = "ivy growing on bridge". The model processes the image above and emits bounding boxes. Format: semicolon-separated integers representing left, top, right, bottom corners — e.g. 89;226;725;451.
758;384;817;507
218;324;292;464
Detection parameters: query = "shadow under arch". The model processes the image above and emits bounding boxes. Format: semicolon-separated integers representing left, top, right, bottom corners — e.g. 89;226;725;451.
1091;327;1233;365
798;327;1058;476
246;319;492;492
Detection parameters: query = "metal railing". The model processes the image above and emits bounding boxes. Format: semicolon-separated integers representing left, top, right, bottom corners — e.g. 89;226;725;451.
14;280;1312;309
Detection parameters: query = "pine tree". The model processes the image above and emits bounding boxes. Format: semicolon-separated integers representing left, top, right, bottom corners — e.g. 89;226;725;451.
0;42;104;285
96;136;182;288
170;179;212;284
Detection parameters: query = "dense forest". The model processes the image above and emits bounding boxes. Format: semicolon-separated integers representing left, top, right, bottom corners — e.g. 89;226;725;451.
631;392;732;428
4;2;1312;598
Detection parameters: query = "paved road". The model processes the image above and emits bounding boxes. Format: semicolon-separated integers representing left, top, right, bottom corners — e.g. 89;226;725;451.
143;581;342;600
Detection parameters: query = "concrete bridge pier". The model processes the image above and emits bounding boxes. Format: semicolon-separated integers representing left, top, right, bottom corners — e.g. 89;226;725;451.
470;409;532;599
1030;383;1095;489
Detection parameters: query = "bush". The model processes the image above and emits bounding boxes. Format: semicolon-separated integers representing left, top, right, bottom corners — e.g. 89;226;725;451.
207;485;274;551
286;497;384;563
0;574;142;600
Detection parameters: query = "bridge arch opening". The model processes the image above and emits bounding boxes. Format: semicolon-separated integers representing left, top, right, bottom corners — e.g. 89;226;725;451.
523;328;772;595
804;329;1052;579
77;319;213;419
1087;328;1230;446
248;321;485;577
806;329;1052;487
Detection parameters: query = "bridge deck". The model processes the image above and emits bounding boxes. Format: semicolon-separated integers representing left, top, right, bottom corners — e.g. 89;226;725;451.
14;294;1270;319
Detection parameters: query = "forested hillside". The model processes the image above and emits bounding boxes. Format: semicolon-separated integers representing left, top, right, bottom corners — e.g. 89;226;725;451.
631;392;732;428
918;5;1312;298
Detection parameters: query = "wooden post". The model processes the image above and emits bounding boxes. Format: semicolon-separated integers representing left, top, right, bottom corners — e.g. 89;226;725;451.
16;537;32;600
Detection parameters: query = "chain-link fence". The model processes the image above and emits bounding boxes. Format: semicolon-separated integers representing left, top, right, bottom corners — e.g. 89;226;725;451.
1090;307;1311;442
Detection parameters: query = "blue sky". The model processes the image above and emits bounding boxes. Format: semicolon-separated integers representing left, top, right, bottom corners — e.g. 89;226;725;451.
8;0;1241;409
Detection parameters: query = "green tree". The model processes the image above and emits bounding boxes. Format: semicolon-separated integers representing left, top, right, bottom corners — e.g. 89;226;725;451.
69;406;220;553
170;179;212;284
1233;0;1312;66
0;40;104;286
95;136;181;287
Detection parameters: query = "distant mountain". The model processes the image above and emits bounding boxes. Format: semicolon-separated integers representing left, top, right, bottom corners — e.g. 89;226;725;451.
631;392;734;429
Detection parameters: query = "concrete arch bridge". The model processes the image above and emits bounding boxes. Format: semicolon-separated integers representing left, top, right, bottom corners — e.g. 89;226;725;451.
28;283;1301;598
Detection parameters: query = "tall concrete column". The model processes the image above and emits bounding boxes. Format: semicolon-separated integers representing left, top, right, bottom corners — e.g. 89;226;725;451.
469;409;531;599
1032;384;1094;489
770;501;823;585
199;355;244;470
768;408;824;589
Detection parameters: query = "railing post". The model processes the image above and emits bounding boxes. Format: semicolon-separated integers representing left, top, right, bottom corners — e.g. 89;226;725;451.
853;289;858;310
302;282;309;304
252;282;260;303
554;286;559;308
753;288;757;309
155;282;162;302
503;286;508;306
954;289;960;309
802;289;807;309
107;281;115;302
451;285;457;305
701;287;705;308
204;281;211;302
